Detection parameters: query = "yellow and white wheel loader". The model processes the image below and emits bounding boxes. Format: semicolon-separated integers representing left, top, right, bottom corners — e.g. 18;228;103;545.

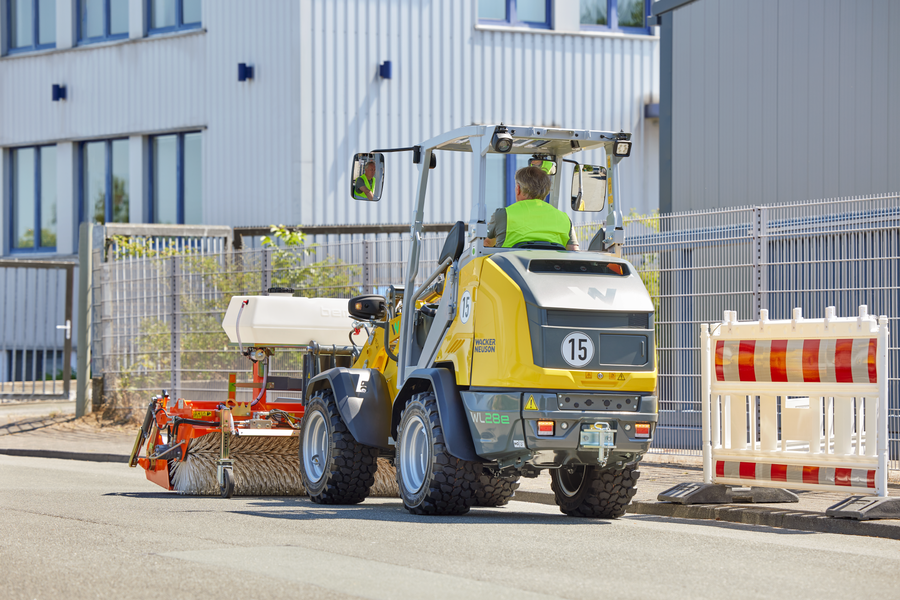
279;125;655;516
292;125;657;517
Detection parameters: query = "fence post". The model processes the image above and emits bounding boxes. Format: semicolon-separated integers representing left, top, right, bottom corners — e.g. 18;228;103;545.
363;239;374;294
262;247;271;294
170;256;182;399
751;206;768;317
76;223;93;417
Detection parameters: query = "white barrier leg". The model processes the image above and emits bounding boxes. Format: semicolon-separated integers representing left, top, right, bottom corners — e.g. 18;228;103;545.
877;317;889;497
730;396;747;451
701;324;712;484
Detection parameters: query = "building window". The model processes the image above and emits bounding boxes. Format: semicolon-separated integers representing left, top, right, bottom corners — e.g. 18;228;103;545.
10;146;56;252
478;0;551;29
581;0;652;34
81;139;129;225
7;0;56;53
147;0;201;34
151;132;201;224
78;0;128;44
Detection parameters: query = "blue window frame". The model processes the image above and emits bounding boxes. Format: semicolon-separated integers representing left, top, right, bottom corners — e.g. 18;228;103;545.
79;139;130;226
7;0;56;53
149;132;202;224
9;146;57;253
147;0;201;35
581;0;652;35
478;0;552;29
78;0;129;44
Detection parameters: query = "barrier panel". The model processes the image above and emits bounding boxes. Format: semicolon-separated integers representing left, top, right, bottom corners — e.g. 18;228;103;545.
660;305;899;519
701;305;889;498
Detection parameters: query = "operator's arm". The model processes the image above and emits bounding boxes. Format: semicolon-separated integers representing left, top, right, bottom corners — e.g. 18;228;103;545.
485;208;507;248
566;220;579;252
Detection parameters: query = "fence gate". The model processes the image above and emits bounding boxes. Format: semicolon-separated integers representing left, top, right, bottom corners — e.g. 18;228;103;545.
0;260;74;399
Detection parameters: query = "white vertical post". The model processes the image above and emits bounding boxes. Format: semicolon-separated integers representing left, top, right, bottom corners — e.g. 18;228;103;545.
833;397;852;455
876;316;889;497
701;323;712;483
759;395;777;451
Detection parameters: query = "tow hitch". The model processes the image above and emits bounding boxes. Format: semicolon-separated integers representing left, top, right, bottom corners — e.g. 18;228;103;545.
580;422;616;467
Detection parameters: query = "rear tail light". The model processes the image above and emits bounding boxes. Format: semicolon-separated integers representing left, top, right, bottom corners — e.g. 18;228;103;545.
634;422;651;438
537;420;555;436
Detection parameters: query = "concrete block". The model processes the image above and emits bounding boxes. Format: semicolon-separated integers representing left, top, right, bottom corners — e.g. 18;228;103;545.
826;496;900;521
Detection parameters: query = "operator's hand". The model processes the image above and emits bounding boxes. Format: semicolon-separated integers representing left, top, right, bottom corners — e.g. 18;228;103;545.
483;238;496;248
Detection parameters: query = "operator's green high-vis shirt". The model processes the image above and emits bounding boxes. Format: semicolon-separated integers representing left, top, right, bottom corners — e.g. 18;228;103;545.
487;199;576;248
354;175;375;199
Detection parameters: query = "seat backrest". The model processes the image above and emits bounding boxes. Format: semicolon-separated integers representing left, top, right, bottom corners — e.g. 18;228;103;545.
439;221;466;264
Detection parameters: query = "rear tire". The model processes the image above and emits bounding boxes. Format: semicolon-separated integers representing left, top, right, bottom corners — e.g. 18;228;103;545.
396;392;479;515
299;389;379;504
550;464;640;518
473;471;520;507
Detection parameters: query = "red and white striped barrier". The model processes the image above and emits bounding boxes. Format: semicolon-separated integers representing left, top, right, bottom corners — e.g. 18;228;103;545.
701;306;890;497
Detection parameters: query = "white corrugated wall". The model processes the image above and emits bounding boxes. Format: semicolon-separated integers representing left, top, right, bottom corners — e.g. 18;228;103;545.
299;0;660;228
0;0;660;255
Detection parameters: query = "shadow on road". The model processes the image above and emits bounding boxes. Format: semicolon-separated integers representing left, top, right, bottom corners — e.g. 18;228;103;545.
102;492;612;525
626;513;815;535
0;415;75;436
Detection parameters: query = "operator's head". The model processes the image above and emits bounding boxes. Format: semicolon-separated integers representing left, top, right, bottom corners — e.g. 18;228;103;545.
515;166;551;200
365;161;376;177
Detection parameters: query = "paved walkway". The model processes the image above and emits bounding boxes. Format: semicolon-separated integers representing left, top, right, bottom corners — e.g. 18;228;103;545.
2;400;898;539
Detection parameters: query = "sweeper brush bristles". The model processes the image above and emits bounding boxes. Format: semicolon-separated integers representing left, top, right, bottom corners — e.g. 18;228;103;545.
170;432;399;497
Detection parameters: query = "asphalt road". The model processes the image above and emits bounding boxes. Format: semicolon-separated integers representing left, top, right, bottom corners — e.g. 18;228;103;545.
2;455;898;600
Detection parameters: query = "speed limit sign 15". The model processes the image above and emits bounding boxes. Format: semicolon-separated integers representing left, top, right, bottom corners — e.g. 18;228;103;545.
561;331;594;368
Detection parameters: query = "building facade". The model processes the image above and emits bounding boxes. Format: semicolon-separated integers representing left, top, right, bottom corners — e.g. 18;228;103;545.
1;0;661;258
654;0;900;213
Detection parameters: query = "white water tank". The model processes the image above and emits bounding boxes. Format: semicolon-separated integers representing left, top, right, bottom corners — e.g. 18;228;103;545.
221;296;367;347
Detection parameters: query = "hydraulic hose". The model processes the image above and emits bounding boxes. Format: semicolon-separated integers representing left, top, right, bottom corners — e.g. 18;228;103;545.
252;355;269;407
235;299;250;356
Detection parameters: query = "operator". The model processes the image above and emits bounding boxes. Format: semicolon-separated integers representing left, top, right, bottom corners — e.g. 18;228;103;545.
354;160;377;200
484;166;579;251
529;157;555;175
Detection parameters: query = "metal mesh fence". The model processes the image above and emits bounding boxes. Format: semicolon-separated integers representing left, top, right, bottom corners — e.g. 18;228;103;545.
93;194;900;468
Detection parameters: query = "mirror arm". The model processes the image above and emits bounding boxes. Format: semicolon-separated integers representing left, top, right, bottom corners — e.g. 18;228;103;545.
604;156;626;257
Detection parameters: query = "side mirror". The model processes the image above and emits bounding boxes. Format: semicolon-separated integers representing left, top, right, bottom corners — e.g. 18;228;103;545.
350;153;385;202
529;157;557;176
571;165;608;211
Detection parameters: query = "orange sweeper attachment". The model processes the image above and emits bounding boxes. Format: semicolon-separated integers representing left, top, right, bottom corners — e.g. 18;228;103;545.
128;292;397;498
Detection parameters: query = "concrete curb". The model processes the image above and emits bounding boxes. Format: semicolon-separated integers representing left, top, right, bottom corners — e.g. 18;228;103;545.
0;448;128;463
626;500;900;540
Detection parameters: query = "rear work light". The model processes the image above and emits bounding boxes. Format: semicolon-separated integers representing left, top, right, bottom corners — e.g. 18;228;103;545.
537;420;555;436
634;422;651;438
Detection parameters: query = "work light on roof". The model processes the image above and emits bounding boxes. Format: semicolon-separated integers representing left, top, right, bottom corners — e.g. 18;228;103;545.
491;125;513;153
613;141;632;157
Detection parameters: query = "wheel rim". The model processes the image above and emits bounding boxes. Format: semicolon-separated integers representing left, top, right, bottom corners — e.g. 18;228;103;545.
302;409;329;484
558;466;587;497
400;415;429;493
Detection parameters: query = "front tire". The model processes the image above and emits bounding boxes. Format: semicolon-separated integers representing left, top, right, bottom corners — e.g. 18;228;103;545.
299;389;379;504
550;464;640;518
395;392;479;515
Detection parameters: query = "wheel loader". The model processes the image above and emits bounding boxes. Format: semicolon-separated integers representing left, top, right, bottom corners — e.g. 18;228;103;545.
295;124;658;517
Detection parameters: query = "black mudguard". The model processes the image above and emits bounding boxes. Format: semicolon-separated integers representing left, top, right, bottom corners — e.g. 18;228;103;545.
306;368;392;451
392;368;481;462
